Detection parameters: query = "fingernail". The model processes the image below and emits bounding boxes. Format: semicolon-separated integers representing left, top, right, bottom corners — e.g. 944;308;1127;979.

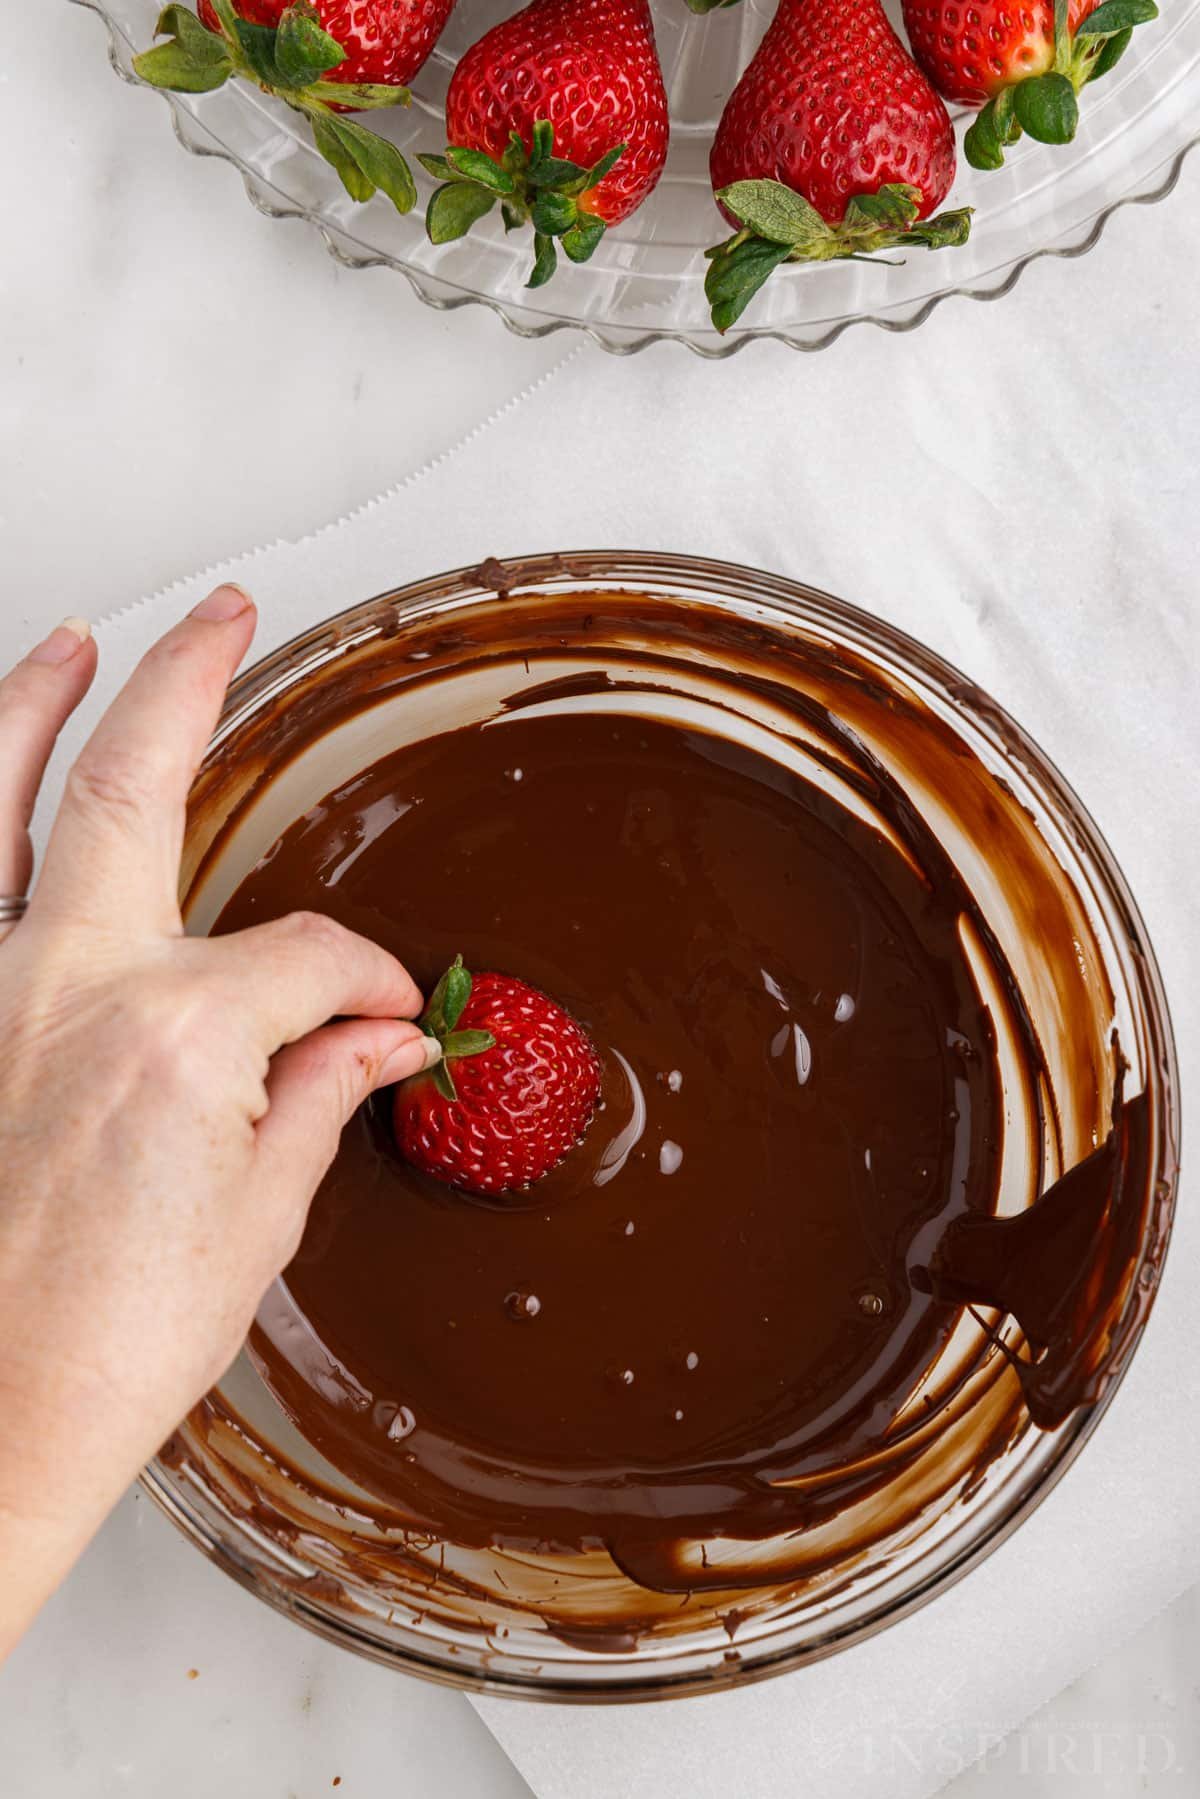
191;584;253;622
30;616;91;666
377;1029;442;1088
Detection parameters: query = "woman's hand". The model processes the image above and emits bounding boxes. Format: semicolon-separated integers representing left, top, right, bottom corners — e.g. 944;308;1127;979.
0;588;436;1658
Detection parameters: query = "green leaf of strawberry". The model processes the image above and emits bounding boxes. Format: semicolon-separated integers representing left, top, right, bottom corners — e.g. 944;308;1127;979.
442;961;472;1032
156;2;227;51
413;956;497;1105
417;153;460;182
964;87;1023;170
525;118;555;179
426;182;498;243
133;3;417;215
304;79;415;108
905;0;1159;170
430;1061;458;1103
1075;0;1157;34
528;156;591;192
134;38;234;91
561;216;607;262
274;5;345;86
1086;24;1134;80
323;116;418;211
704;234;795;333
422;119;627;284
442;1029;496;1058
422;955;465;1037
715;180;828;249
964;110;1004;171
843;188;918;230
706;181;972;334
231;18;288;85
528;233;559;287
529;191;579;236
134;4;235;87
444;147;517;193
1012;71;1079;144
583;146;624;191
311;112;376;201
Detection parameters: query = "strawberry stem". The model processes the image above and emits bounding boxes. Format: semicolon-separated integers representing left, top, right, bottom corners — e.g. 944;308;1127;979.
132;3;417;213
965;0;1158;171
415;955;496;1104
419;120;624;286
705;182;972;333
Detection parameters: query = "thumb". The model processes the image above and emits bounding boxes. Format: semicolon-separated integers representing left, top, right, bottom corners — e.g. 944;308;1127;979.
255;1016;440;1207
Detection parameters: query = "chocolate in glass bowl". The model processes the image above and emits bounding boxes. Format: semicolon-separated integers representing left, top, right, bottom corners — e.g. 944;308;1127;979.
160;554;1177;1698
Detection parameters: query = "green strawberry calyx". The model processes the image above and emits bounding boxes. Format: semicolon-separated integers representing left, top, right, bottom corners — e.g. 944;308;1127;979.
412;955;496;1104
418;120;626;289
705;182;973;334
132;1;417;214
965;0;1159;172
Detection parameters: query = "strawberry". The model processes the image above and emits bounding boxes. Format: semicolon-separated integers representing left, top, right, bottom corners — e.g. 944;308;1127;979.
393;956;602;1197
902;0;1159;170
133;0;432;213
704;0;972;333
196;0;453;89
418;0;669;286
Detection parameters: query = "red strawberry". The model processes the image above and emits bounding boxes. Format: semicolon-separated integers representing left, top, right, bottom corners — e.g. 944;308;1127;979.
196;0;453;90
134;1;432;214
704;0;972;333
902;0;1158;170
418;0;669;286
393;956;602;1197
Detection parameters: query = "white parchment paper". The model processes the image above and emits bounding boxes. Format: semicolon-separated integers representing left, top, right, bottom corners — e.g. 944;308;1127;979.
35;326;1198;1799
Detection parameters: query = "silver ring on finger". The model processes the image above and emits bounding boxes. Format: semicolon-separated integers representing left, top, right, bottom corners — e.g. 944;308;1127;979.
0;895;29;925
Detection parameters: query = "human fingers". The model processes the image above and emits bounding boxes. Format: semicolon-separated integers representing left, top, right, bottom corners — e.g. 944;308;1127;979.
0;619;97;933
37;588;256;931
254;1016;439;1239
203;911;425;1053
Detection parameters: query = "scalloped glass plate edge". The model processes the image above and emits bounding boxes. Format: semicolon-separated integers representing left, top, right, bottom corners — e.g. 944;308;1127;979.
72;0;1200;357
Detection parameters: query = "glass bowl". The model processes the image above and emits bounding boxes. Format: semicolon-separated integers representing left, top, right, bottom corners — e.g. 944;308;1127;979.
75;0;1200;356
155;551;1177;1700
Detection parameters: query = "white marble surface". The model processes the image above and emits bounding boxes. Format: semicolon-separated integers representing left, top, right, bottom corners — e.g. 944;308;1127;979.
2;4;1198;1795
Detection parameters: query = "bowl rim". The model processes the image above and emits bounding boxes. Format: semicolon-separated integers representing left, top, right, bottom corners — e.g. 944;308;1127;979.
146;549;1182;1701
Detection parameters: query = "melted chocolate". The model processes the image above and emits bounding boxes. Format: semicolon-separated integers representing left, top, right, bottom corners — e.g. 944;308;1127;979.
190;583;1172;1613
918;1081;1153;1429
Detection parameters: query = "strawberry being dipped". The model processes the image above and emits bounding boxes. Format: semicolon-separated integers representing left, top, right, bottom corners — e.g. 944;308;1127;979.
394;956;602;1197
704;0;971;333
903;0;1159;170
418;0;669;287
133;0;446;213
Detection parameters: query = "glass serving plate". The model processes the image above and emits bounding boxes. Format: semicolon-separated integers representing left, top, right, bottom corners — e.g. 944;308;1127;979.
75;0;1200;356
151;551;1179;1700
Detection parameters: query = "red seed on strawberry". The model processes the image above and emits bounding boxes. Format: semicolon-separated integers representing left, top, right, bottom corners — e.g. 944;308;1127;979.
704;0;972;333
902;0;1159;170
393;956;602;1197
418;0;669;286
134;1;435;212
